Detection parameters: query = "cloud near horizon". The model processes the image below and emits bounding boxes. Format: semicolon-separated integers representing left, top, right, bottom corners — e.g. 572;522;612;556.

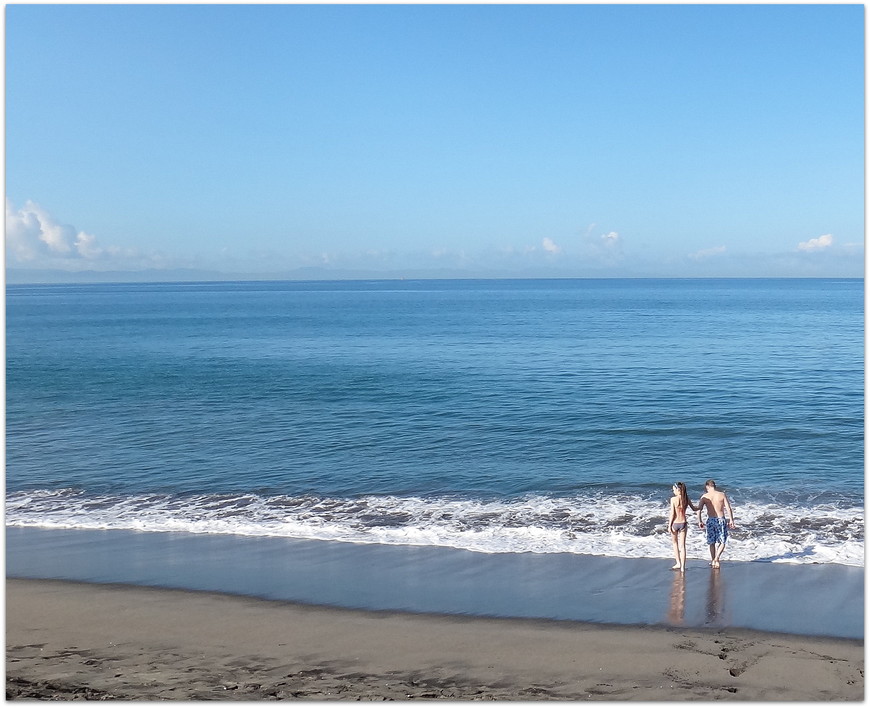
6;198;103;262
5;200;862;279
6;198;166;270
688;245;727;261
797;233;834;252
572;229;624;264
541;237;562;254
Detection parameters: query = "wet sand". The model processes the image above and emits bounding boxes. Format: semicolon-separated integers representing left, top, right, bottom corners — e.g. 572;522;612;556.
6;578;863;701
6;527;865;638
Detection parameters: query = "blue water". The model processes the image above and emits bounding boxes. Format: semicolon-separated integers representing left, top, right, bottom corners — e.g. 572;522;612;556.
6;278;864;565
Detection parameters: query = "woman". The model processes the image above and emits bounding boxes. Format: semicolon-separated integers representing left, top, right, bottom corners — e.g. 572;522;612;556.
668;482;697;572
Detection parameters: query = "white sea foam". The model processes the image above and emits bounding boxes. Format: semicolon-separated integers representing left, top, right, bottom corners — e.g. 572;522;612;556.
5;489;864;566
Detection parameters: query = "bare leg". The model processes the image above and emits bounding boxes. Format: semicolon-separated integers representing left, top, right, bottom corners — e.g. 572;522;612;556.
671;533;681;569
677;529;688;571
708;543;716;565
712;542;726;568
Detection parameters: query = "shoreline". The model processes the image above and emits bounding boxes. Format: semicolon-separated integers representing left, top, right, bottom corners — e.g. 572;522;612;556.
6;578;864;701
7;526;864;639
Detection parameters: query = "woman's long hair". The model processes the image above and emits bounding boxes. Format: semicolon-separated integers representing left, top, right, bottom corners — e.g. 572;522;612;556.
675;481;690;511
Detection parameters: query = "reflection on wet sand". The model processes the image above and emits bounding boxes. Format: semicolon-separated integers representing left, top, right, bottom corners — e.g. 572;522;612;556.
664;566;728;628
667;571;686;625
705;567;725;626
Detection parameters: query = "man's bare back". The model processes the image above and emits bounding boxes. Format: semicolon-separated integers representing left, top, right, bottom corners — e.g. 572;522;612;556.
699;489;731;519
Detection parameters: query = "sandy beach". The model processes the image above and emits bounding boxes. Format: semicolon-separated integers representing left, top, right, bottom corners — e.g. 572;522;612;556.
6;578;863;701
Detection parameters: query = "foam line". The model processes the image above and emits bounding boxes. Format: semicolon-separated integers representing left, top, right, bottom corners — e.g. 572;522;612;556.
6;489;864;566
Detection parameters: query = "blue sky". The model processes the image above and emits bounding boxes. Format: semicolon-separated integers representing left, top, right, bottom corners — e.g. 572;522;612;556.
5;3;864;279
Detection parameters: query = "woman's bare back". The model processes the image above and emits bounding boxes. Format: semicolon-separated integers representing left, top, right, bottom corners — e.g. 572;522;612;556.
670;496;688;523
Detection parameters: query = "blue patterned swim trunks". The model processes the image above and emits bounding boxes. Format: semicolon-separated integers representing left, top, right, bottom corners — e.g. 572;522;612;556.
706;517;729;545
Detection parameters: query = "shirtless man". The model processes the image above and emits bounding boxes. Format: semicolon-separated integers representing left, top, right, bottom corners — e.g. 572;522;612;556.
696;479;735;568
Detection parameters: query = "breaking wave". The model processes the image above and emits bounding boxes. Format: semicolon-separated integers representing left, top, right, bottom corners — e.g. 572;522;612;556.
6;488;863;566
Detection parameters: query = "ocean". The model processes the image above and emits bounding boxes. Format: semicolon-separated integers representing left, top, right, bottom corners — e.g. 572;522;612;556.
6;278;864;568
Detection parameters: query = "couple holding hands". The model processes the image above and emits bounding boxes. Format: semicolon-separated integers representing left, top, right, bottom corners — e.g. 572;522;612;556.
668;480;736;572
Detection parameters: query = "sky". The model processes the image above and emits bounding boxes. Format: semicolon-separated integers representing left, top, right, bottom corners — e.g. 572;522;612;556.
5;3;865;280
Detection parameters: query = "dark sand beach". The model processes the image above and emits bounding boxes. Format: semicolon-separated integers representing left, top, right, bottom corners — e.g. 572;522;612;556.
6;578;864;701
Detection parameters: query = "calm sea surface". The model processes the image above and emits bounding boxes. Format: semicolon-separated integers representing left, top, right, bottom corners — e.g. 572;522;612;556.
6;278;864;566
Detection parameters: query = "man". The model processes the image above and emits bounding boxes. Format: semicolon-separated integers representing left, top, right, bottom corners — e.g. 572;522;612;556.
697;479;735;568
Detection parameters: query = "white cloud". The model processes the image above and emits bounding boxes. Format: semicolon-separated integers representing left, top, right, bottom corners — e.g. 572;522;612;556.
6;198;105;262
689;245;727;261
542;237;562;254
797;233;834;252
572;228;626;266
7;199;98;259
6;198;167;271
598;231;623;254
